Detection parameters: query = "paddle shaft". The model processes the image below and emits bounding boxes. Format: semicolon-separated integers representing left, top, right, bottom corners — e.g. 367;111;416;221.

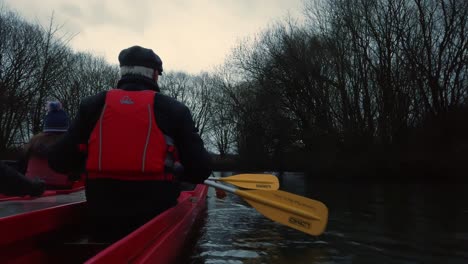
204;180;318;220
207;177;275;184
206;174;279;190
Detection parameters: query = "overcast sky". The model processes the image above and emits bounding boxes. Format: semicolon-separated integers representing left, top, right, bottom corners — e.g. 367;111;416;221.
3;0;304;73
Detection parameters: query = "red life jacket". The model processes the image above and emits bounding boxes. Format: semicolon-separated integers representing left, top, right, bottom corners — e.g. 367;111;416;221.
26;157;73;188
86;89;176;181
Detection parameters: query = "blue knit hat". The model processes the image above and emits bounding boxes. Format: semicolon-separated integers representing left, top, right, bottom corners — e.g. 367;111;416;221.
43;101;69;132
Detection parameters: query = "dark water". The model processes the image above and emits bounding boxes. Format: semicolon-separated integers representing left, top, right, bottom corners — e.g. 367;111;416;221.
189;172;468;263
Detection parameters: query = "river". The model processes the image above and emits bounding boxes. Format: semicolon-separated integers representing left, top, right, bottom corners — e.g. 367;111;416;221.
187;172;468;264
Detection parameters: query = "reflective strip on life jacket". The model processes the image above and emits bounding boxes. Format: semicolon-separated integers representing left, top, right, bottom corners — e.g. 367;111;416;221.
142;104;152;172
97;103;107;172
86;89;173;181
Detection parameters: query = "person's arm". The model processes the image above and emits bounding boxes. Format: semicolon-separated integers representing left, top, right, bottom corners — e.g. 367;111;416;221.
16;143;32;174
48;93;105;174
175;106;212;184
0;161;45;196
47;110;87;174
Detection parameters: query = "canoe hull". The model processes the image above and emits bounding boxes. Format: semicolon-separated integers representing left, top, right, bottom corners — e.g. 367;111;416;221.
0;184;208;264
0;182;85;202
0;201;85;263
86;184;208;264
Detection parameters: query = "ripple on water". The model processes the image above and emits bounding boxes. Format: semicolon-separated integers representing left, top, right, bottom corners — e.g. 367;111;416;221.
200;243;227;248
455;232;468;240
326;231;345;238
205;259;244;264
200;249;260;258
232;241;275;248
192;175;468;264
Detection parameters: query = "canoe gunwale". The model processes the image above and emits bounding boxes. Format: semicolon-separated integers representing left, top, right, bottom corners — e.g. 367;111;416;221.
0;184;208;264
86;184;208;263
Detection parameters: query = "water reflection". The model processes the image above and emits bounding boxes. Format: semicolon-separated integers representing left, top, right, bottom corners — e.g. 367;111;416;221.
190;172;468;263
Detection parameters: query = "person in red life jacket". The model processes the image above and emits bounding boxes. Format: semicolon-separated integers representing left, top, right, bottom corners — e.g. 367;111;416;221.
47;45;212;241
0;161;45;197
20;101;81;189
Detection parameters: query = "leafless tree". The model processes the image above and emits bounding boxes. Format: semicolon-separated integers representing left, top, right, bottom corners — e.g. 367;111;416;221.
0;8;119;157
159;71;214;138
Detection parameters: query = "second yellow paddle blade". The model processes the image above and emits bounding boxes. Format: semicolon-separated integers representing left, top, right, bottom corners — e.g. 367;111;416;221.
218;174;279;190
240;189;328;236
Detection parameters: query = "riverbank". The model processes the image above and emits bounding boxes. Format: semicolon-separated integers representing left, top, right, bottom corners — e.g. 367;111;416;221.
211;149;467;181
2;146;465;182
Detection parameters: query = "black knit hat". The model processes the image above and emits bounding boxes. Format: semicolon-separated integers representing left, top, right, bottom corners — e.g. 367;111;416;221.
118;46;163;75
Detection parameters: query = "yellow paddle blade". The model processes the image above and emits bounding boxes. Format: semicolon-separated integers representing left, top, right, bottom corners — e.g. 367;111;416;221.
211;174;279;190
237;189;328;236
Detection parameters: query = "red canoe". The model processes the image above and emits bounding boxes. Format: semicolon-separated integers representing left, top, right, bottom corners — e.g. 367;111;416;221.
0;180;85;202
0;184;208;264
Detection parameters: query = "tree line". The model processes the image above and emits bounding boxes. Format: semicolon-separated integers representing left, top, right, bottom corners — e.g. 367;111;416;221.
1;1;467;176
0;7;228;159
208;0;467;172
0;9;118;156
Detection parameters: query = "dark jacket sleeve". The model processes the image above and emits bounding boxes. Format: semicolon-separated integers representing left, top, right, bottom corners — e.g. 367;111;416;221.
0;161;44;196
16;153;29;174
173;105;212;184
48;92;106;174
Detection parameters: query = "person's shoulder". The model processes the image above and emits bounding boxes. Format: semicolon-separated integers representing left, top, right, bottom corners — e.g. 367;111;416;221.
80;91;107;106
77;91;108;116
155;93;190;114
81;91;107;103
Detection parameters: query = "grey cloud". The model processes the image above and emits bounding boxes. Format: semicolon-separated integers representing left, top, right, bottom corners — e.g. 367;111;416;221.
87;1;119;26
59;3;83;18
3;0;303;73
86;1;151;32
54;0;153;34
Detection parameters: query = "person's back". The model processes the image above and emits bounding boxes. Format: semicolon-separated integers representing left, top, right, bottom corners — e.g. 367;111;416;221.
48;46;212;241
23;102;77;189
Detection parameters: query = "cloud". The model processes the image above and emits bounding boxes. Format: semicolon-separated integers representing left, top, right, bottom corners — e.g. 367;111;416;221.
2;0;303;73
59;3;82;18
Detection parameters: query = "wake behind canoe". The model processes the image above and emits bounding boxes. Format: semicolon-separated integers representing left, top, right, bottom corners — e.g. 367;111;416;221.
0;184;208;264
